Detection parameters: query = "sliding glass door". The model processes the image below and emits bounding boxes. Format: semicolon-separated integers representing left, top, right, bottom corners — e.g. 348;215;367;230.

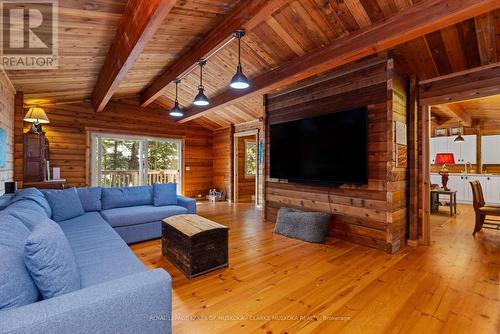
91;133;182;193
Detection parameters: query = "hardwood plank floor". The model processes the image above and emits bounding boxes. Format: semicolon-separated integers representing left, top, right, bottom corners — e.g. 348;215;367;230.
131;203;500;333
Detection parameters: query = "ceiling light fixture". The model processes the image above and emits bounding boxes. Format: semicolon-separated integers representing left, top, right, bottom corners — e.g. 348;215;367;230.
193;59;209;106
454;121;465;143
169;79;184;117
230;30;250;90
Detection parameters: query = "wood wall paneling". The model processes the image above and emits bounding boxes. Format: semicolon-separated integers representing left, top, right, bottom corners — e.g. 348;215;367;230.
0;71;16;195
264;55;409;253
213;126;233;201
15;99;214;198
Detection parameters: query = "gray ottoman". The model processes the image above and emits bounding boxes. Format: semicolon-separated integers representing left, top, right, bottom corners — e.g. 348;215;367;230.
274;208;331;243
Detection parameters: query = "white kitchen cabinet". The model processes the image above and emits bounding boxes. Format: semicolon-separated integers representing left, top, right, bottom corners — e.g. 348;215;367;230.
459;135;477;164
430;138;437;164
430;174;441;185
484;176;500;204
435;137;449;155
430;135;476;164
481;135;500;164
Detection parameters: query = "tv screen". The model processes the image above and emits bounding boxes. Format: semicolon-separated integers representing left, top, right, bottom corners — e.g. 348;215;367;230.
270;107;368;185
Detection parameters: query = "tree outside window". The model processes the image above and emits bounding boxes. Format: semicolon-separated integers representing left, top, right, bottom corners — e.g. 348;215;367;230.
245;140;257;177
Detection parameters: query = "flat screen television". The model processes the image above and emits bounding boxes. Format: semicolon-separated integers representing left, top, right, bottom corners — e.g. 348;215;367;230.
270;107;368;185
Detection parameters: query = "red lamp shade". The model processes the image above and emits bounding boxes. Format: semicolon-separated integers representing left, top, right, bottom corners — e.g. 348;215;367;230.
435;153;455;165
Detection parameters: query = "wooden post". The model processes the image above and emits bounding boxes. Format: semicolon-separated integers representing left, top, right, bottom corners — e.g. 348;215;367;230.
13;92;24;188
420;105;431;246
408;75;419;244
228;124;234;203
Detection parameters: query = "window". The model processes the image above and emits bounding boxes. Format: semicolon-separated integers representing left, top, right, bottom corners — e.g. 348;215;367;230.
91;133;182;193
245;140;257;177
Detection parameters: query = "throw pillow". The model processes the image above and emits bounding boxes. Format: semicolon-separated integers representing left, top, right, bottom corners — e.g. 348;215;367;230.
0;213;40;310
44;188;85;222
77;187;102;212
24;218;80;299
153;183;177;206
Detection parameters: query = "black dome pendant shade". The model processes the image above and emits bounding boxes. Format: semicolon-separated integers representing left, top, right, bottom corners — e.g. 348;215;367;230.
230;30;250;89
169;79;184;117
193;59;209;106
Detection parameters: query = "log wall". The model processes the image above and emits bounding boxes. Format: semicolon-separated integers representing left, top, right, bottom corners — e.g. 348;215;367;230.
14;99;214;198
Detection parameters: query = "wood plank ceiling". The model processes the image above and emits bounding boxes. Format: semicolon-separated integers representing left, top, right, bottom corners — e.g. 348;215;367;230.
5;1;500;130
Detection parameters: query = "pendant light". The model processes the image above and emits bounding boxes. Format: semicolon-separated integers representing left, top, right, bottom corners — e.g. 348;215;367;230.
454;121;465;143
169;79;183;117
230;30;250;89
193;59;209;106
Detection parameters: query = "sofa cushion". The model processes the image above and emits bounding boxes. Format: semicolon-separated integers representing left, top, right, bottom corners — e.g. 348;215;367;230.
153;183;177;206
101;205;188;228
25;218;81;299
3;200;50;230
57;212;146;287
11;188;51;217
0;214;40;310
44;188;85;222
77;187;102;212
0;194;13;210
101;186;153;210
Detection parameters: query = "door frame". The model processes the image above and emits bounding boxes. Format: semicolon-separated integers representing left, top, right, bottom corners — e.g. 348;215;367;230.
233;129;259;207
87;129;184;193
415;62;500;246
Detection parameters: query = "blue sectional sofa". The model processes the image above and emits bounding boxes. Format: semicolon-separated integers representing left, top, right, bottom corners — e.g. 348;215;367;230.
0;184;195;333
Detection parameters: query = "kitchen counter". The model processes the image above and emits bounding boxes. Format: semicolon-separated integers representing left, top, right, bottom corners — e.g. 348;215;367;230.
431;173;500;204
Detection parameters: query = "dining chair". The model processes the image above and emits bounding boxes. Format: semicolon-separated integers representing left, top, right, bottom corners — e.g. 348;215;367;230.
470;180;500;235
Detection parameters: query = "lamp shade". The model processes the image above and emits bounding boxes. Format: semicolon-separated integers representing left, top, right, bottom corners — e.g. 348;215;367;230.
435;153;455;165
24;106;49;124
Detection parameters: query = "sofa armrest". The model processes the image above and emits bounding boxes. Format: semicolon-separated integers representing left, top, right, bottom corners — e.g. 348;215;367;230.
0;269;172;334
177;195;196;214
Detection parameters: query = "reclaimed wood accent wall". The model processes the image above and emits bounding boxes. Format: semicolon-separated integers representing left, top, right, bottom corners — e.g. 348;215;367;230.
0;71;15;195
213;126;233;201
264;56;409;253
15;99;213;198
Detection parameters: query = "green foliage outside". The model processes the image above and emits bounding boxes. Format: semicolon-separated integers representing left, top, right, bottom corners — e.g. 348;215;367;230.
245;141;257;176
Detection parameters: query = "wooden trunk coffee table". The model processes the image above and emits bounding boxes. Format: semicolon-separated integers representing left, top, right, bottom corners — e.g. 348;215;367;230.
162;214;228;279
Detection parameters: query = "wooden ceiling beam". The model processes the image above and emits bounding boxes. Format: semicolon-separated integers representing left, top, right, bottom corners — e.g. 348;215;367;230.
419;62;500;105
433;104;472;126
91;0;176;112
140;0;290;107
178;0;500;123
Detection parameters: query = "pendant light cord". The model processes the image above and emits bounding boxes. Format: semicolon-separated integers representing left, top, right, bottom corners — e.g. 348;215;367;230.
175;80;178;102
238;36;241;66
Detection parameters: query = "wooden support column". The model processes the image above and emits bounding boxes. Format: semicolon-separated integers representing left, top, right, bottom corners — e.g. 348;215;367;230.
420;105;431;246
408;75;419;244
13;92;24;188
229;124;235;203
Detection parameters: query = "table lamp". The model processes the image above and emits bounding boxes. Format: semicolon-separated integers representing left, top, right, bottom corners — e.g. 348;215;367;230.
435;153;455;190
24;106;50;134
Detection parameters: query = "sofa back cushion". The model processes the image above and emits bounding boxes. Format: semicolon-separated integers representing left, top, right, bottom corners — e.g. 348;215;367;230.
77;187;102;212
153;183;177;206
24;218;81;299
4;200;49;230
0;214;40;310
101;186;153;210
10;188;51;217
44;188;85;222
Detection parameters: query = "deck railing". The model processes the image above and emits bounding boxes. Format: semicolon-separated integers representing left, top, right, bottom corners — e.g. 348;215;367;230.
100;170;178;187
